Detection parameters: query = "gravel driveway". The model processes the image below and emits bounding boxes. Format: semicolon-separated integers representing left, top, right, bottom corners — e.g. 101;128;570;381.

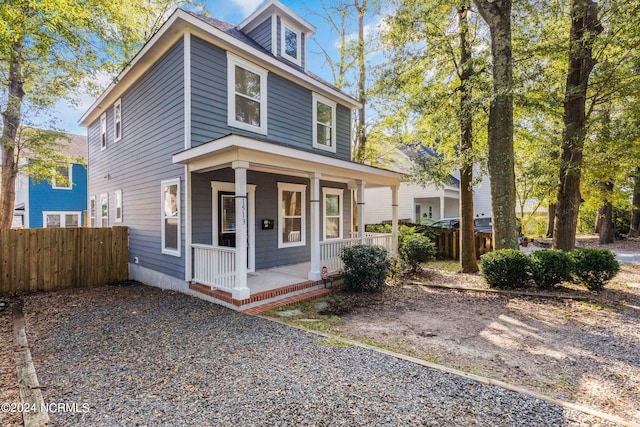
16;284;625;426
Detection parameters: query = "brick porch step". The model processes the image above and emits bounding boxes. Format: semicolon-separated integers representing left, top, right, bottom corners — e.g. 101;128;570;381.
189;280;334;313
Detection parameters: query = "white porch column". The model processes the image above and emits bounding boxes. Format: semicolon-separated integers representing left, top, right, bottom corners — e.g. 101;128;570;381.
232;161;250;300
357;180;366;243
308;172;321;280
391;185;399;256
440;195;445;219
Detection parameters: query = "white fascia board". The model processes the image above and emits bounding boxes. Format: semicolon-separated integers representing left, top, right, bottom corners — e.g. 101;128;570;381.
80;9;355;127
172;134;403;185
238;0;316;35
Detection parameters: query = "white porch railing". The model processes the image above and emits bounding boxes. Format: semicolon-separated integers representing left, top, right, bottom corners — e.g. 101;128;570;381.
321;233;393;273
192;244;236;291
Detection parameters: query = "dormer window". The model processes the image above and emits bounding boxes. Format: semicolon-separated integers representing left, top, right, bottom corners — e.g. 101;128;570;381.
281;23;301;66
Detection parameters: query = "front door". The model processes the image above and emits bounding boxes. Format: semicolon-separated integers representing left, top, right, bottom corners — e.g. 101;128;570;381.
218;192;236;247
212;182;256;272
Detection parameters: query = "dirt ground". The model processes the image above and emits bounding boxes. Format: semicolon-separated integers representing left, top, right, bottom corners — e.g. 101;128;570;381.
317;236;640;423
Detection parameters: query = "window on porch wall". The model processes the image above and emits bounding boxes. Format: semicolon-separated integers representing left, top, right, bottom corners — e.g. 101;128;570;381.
278;183;306;248
323;188;343;240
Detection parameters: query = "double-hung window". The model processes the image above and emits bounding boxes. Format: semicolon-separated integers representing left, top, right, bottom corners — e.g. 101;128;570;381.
278;183;306;248
43;212;81;228
161;178;180;256
100;113;107;150
115;190;123;223
114;99;122;142
312;93;336;153
52;164;72;189
323;188;343;240
89;196;96;227
281;22;301;66
227;53;268;135
100;193;108;227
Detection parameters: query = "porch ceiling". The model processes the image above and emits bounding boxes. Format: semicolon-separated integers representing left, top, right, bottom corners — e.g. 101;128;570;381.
172;134;403;188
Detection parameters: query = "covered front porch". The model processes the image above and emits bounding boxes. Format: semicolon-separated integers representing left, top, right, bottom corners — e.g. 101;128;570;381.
173;134;402;303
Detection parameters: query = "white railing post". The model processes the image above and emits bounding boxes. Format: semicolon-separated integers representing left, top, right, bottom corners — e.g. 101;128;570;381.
309;172;321;280
233;161;250;300
391;184;399;256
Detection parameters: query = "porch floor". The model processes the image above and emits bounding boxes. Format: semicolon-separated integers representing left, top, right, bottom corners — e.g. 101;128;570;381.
247;262;312;293
190;261;339;313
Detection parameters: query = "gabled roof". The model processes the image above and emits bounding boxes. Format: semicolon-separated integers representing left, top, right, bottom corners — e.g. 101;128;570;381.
238;0;316;35
80;8;359;127
396;144;460;188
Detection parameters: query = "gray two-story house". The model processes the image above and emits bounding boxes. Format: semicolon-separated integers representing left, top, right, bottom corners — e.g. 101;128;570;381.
80;0;402;310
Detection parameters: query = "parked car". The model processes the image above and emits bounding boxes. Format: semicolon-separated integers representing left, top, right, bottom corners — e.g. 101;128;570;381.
426;217;460;228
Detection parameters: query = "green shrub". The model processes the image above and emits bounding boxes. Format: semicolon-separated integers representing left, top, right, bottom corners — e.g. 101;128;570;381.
340;245;390;292
571;248;620;290
365;223;392;234
479;249;532;289
530;250;574;289
400;234;436;272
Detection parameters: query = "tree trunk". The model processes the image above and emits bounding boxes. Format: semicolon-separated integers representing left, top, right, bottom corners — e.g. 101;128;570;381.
353;0;367;162
473;0;518;250
546;202;556;237
628;167;640;238
598;182;615;244
553;0;602;250
0;41;25;230
594;207;601;233
457;1;478;273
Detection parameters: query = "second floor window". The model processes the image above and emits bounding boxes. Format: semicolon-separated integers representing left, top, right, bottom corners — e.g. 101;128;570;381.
52;164;72;190
100;113;107;150
227;53;268;135
114;99;122;142
312;93;336;153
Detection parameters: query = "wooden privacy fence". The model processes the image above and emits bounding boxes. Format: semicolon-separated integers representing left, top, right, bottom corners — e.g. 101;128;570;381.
0;227;128;294
429;228;493;260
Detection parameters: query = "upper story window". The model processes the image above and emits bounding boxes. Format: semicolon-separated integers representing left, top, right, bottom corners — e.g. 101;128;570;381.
227;53;268;135
114;99;122;142
100;113;107;150
312;93;337;153
281;22;301;66
52;164;72;190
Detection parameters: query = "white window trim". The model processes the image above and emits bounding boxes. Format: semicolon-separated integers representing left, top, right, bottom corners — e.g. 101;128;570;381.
89;195;96;227
99;193;108;227
52;164;73;190
100;113;107;151
281;21;301;66
114;189;123;223
312;93;337;153
43;211;82;228
227;52;268;135
323;187;344;240
161;178;181;257
277;182;306;249
114;98;122;142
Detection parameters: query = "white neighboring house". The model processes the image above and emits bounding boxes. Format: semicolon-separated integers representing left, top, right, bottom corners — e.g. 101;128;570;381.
364;146;492;224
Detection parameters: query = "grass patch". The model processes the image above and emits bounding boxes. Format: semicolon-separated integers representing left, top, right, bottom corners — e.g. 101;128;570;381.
313;337;353;348
428;260;460;273
262;296;342;334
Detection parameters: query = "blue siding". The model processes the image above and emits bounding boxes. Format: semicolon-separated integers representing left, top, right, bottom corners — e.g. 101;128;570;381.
28;163;88;228
190;169;352;270
87;39;185;280
247;17;272;53
190;34;352;160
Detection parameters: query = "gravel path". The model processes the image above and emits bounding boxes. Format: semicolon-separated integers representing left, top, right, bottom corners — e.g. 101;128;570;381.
21;284;625;426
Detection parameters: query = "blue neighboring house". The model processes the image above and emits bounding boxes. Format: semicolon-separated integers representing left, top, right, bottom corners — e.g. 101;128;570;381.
13;133;88;228
79;0;402;310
